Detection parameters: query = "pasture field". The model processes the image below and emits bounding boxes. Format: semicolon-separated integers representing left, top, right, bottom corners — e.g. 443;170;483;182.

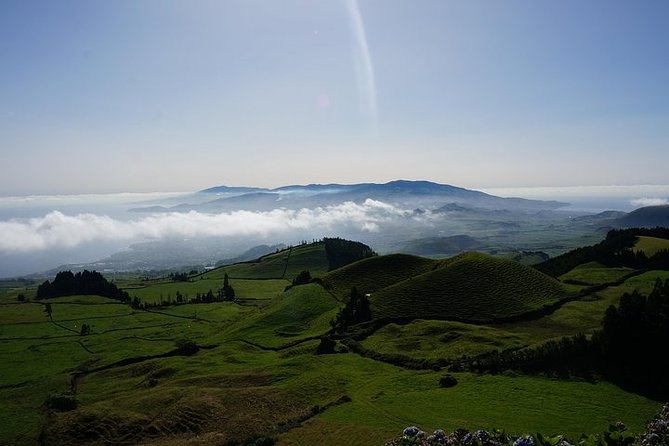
127;277;288;304
559;262;636;285
361;320;527;361
1;244;668;445
633;235;669;256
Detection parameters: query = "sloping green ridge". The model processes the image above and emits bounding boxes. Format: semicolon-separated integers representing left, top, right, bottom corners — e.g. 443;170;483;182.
222;283;339;348
204;243;329;281
369;252;569;322
323;253;437;299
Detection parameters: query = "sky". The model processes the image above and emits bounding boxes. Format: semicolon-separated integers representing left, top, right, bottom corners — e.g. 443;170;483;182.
1;0;668;195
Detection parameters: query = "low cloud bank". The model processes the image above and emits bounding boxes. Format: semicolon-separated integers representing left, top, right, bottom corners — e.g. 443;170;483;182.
630;197;669;207
0;199;410;253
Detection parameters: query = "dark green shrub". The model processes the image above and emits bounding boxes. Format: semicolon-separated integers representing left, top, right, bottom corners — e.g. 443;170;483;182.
316;337;336;354
439;374;458;388
45;393;78;411
292;270;312;286
174;339;199;355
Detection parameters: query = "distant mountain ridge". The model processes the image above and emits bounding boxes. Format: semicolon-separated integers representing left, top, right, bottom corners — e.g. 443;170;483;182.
130;180;567;213
614;205;669;228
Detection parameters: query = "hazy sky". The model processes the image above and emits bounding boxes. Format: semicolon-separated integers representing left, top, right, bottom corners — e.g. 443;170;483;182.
2;0;668;195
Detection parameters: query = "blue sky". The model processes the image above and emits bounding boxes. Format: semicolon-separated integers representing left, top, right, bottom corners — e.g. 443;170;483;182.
1;0;668;194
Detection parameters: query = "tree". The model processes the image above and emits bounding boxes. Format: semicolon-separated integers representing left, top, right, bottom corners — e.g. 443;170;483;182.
292;270;312;286
80;323;90;336
131;296;141;309
330;287;372;331
222;273;235;300
44;303;52;319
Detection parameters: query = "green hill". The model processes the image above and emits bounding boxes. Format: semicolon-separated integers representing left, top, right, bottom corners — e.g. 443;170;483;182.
203;238;375;283
615;205;669;228
323;253;437;300
204;243;330;281
222;283;340;348
368;253;570;322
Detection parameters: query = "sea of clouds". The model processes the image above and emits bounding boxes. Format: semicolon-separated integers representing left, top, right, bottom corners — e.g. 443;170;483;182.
0;199;411;253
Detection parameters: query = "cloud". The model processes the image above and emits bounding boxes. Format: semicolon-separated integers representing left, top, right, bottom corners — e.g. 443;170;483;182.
0;200;409;253
630;197;669;207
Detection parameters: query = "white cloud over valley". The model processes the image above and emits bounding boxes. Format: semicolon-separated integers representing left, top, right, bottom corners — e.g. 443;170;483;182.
0;200;410;253
630;198;669;208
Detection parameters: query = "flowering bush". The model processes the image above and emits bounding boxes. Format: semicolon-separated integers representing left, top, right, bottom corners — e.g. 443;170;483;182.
384;404;669;446
638;404;669;446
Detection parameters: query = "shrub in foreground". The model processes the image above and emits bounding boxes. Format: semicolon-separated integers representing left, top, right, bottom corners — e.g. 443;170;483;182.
384;404;669;446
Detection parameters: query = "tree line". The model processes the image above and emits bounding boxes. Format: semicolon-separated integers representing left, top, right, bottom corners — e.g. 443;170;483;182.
323;237;377;271
36;270;130;302
453;278;669;399
131;273;236;309
535;227;669;277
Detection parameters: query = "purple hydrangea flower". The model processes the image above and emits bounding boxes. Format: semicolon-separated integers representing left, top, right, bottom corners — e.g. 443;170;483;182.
432;429;446;441
513;435;535;446
403;426;421;437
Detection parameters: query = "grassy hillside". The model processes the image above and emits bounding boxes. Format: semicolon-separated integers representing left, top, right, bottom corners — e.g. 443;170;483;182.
535;228;669;278
121;242;329;305
559;261;635;286
369;253;571;322
323;254;437;299
205;243;330;281
3;239;669;446
361;320;527;361
633;235;669;257
221;283;340;348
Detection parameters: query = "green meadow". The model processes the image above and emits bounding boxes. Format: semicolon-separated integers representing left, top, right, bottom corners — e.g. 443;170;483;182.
1;239;666;445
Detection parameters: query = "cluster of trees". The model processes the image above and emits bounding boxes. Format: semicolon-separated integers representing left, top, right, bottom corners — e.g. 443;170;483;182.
36;270;130;302
168;272;189;282
292;270;312;286
456;278;669;399
535;228;669;277
330;287;371;331
323;237;376;271
130;273;235;309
